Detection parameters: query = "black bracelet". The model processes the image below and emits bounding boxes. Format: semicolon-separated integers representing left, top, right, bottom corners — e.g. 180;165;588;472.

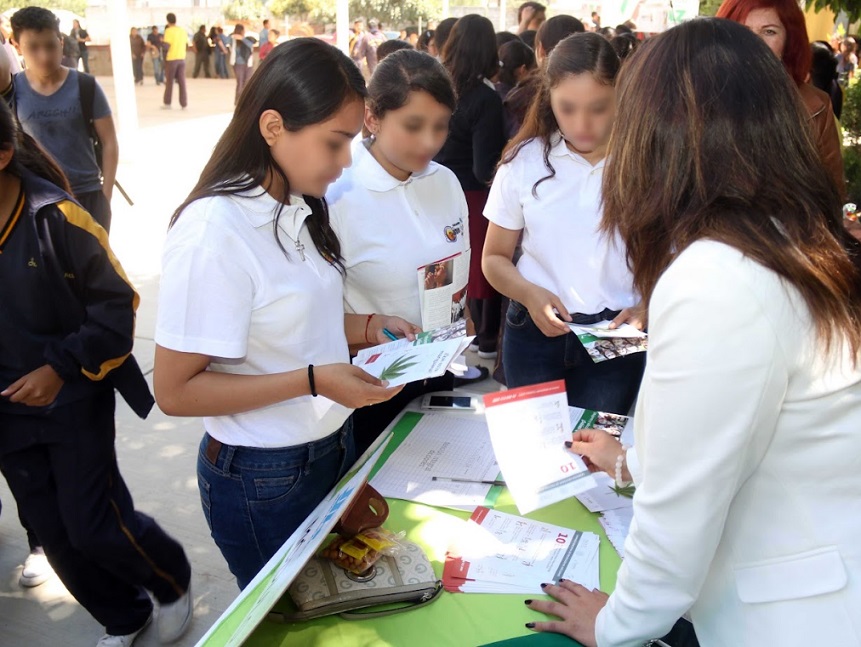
308;364;317;397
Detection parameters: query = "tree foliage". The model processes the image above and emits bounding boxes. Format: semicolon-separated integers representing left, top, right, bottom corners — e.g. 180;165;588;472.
0;0;87;16
698;0;724;16
225;0;268;22
806;0;861;24
269;0;442;26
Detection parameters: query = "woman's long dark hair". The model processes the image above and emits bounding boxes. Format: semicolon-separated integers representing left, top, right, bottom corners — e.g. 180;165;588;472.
502;33;619;195
441;14;498;97
603;18;861;357
170;38;366;270
0;99;71;193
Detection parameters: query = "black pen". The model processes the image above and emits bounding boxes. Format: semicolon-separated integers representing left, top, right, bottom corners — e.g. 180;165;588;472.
432;476;506;487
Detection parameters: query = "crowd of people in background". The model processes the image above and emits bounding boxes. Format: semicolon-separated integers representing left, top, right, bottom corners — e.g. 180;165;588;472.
1;2;861;647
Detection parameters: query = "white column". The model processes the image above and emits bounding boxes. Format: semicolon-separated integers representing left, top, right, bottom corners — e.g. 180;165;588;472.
442;0;451;19
106;0;138;149
336;0;350;54
499;0;507;31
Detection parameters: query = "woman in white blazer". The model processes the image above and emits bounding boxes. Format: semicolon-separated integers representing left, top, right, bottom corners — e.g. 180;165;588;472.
523;18;861;647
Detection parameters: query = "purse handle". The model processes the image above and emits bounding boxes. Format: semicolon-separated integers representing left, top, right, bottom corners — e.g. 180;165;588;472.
333;481;389;536
338;582;444;620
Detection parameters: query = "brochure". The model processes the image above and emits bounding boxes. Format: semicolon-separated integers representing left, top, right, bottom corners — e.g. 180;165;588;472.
568;320;648;363
483;381;597;515
417;249;471;330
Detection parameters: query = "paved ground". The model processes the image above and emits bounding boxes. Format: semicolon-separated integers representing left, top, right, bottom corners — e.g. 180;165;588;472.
0;76;500;647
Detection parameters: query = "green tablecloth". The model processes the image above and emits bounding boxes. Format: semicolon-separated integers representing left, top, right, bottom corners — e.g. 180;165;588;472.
245;412;620;647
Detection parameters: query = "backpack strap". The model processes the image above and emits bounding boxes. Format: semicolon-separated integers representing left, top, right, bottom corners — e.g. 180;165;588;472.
76;71;103;173
77;71;96;135
5;72;19;127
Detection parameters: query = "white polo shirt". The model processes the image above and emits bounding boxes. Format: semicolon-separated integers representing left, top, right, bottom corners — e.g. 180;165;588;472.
327;139;470;326
484;134;636;315
155;186;352;448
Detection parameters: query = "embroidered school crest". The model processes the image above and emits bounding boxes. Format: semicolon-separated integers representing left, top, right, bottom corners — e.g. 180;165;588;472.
444;218;464;243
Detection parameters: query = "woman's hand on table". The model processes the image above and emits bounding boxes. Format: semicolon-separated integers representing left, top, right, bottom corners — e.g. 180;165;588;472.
566;428;624;477
315;364;404;408
371;315;421;344
524;580;608;647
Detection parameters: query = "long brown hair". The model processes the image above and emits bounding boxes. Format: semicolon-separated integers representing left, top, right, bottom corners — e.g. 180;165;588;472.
441;15;498;98
170;38;366;271
502;32;619;196
603;18;861;356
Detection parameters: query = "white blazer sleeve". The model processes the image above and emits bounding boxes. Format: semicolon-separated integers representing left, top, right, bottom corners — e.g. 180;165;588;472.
595;250;790;647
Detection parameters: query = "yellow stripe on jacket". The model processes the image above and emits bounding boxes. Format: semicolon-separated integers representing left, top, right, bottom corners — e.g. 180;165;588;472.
56;200;139;381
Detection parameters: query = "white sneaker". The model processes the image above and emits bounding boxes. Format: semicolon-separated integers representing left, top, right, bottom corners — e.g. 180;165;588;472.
477;349;498;360
158;585;193;643
19;548;54;588
96;614;152;647
468;342;479;352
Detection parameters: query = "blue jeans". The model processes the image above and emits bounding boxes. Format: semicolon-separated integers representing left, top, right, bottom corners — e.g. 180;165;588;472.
503;301;646;415
215;51;228;78
197;419;356;590
152;55;164;84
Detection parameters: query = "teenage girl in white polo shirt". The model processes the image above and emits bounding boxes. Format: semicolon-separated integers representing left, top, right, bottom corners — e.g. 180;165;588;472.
483;33;645;415
327;49;471;454
152;39;419;590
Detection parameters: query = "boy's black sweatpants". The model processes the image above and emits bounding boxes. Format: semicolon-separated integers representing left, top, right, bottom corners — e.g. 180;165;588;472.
0;389;191;636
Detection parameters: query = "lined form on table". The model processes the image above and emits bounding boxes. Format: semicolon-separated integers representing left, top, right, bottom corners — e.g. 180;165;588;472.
370;411;501;511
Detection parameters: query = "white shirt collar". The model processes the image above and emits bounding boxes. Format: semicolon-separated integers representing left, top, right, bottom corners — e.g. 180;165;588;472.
352;138;439;193
229;182;312;230
549;132;607;170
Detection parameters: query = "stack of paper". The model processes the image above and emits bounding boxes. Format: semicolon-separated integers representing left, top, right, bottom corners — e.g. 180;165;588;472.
353;321;474;387
483;381;597;515
444;508;600;594
599;507;634;558
568;320;648;363
370;412;501;511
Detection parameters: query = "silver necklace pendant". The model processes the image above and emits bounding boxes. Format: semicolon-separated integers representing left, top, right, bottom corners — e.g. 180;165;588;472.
294;238;306;261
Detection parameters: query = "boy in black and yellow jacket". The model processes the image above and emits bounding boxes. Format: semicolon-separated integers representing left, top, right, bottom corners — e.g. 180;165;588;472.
0;100;192;646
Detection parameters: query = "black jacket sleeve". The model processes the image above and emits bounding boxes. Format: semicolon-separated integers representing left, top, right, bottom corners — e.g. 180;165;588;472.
470;87;506;185
41;200;139;383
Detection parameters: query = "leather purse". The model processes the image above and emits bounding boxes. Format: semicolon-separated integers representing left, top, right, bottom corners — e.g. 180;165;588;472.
271;539;443;622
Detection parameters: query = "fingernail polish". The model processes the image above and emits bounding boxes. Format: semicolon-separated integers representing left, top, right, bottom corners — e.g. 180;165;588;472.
525;623;535;629
564;441;572;448
559;578;568;583
540;582;549;588
524;599;533;604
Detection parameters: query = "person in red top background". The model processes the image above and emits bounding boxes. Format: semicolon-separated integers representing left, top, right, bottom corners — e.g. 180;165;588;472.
259;29;278;61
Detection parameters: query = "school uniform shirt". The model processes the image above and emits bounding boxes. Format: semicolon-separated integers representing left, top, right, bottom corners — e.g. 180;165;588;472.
484;134;636;315
156;186;351;448
326;139;470;327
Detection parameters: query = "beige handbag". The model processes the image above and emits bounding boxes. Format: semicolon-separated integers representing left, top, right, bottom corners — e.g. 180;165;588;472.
269;540;442;622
